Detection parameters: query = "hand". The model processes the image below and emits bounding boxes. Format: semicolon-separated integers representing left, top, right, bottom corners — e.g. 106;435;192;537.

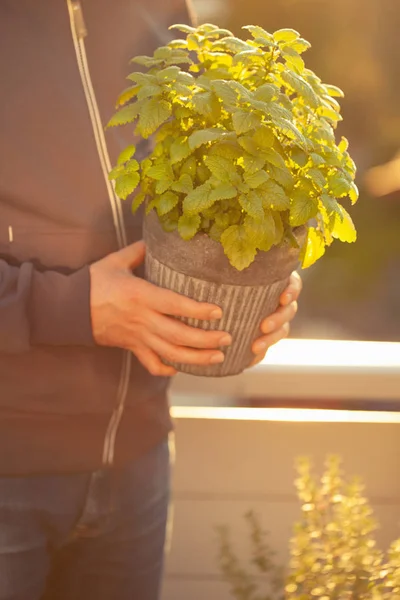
89;241;232;377
250;271;302;367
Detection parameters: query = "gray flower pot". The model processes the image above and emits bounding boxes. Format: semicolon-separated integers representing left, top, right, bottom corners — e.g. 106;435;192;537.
143;211;306;378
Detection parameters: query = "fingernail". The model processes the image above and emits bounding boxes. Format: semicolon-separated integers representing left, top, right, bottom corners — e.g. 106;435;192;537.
254;341;267;353
262;319;275;334
210;352;225;364
210;309;223;320
219;334;232;346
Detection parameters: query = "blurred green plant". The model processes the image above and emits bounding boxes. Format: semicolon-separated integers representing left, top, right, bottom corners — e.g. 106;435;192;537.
216;457;400;599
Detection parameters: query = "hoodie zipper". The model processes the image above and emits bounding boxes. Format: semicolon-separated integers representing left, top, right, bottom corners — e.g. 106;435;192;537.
66;0;132;466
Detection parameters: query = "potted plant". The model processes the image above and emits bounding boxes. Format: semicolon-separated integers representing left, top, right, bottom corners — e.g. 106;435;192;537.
217;457;400;599
108;23;359;377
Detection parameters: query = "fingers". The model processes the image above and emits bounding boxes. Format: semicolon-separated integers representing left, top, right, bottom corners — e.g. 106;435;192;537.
260;301;298;336
136;279;223;321
146;332;225;366
280;271;302;306
251;323;290;362
132;346;177;377
148;312;232;349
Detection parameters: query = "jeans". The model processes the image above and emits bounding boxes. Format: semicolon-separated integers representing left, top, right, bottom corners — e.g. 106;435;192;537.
0;441;170;600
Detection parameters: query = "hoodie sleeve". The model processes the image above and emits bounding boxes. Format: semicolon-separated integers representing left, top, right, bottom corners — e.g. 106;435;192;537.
0;259;95;353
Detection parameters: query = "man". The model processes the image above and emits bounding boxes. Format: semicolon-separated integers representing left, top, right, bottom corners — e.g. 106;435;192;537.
0;1;302;599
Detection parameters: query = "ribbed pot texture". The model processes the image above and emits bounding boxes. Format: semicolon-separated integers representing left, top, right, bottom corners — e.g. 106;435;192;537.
143;211;306;378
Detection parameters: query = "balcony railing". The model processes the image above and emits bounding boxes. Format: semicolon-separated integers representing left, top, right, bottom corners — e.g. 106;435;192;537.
163;340;400;600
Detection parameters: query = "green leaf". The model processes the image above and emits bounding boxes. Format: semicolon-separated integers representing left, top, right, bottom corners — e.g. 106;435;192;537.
338;136;349;153
273;28;300;43
212;36;254;53
157;191;179;216
131;191;146;213
324;84;345;98
262;147;287;169
208;223;225;242
167;39;189;49
209;183;237;202
232;48;264;65
273;212;284;244
245;170;270;189
107;103;140;128
192;91;221;120
349;181;359;204
137;84;162;100
238;136;259;156
221;225;257;271
210;142;242;161
117;145;136;166
260;180;290;211
181;156;197;178
155;65;180;81
272;117;308;149
318;106;342;122
244;213;276;252
287;38;311;54
282;47;305;73
232;111;259;135
266;164;295;190
281;71;320;108
239;154;266;175
116;86;139;107
170;137;191;165
212;80;238;105
327;172;350;197
187;33;200;51
215;212;231;229
321;193;343;219
302;227;325;268
290;148;308;167
202;26;233;36
239;191;264;219
115;173;140;200
178;214;201;241
108;165;124;181
311;153;325;166
253;126;275;149
124;159;140;174
155;178;172;194
146;162;174;181
243;25;273;41
130;55;162;68
145;198;157;215
254;84;278;103
251;100;292;122
290;189;318;226
169;23;197;34
331;206;357;242
188;128;225;150
127;72;157;85
171;174;193;194
197;163;211;183
183;182;214;214
226;80;252;100
204;155;233;182
307;168;327;190
137;99;171;138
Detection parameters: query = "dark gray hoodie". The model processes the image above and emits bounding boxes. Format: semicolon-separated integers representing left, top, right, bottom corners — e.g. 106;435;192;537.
0;0;192;474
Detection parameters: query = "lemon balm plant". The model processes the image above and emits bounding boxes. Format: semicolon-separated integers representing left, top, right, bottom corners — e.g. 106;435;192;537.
108;23;359;377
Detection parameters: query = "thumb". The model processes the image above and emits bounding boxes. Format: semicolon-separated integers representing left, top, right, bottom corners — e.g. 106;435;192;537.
114;240;146;270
